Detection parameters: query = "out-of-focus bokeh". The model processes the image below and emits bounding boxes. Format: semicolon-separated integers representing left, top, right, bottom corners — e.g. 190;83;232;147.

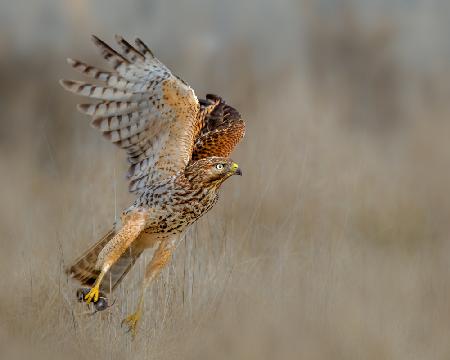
2;1;450;359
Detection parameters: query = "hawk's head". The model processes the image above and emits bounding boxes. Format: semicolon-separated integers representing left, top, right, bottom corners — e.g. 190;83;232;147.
184;157;242;188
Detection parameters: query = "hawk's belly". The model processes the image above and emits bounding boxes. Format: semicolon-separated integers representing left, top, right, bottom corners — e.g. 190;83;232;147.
142;190;217;239
128;182;219;251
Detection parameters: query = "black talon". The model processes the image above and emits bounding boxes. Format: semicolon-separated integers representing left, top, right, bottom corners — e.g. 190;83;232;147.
76;288;91;302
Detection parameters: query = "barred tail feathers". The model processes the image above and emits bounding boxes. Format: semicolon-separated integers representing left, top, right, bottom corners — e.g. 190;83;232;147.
67;229;143;293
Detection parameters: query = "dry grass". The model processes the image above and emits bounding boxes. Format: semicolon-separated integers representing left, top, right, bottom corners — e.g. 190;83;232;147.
1;1;450;359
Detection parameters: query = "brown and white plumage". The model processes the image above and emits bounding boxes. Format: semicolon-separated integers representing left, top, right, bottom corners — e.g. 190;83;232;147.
61;35;245;336
192;94;245;161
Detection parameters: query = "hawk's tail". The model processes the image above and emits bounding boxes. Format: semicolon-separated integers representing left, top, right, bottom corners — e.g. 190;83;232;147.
66;229;143;293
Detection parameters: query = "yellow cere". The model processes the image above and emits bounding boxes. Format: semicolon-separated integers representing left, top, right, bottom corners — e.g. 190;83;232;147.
231;162;239;172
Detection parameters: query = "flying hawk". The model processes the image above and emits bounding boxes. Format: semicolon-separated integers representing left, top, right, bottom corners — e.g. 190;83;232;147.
60;35;245;336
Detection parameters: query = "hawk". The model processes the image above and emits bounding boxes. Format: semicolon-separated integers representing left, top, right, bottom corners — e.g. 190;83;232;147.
60;35;245;336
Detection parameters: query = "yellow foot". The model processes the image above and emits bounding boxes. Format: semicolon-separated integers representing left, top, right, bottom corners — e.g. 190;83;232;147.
84;286;100;304
122;310;141;338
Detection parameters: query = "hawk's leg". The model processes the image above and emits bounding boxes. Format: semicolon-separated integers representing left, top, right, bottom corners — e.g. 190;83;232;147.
84;210;147;304
122;237;177;337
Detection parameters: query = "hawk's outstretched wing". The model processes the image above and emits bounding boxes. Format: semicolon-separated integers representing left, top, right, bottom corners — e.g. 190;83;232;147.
61;35;201;192
192;94;245;162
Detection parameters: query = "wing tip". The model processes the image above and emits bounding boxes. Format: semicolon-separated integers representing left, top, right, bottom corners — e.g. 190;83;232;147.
77;103;94;115
206;93;223;103
60;79;88;94
135;37;154;58
91;34;110;51
59;79;74;90
91;34;101;44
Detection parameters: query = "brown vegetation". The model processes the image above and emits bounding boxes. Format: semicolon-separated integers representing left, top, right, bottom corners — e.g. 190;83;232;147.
1;1;450;359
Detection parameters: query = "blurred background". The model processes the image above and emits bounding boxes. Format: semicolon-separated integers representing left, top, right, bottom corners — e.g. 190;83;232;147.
1;0;450;359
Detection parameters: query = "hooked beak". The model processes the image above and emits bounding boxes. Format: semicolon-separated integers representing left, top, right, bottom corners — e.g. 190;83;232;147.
231;162;242;176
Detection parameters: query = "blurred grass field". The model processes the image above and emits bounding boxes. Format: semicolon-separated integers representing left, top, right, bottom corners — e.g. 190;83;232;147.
2;1;450;359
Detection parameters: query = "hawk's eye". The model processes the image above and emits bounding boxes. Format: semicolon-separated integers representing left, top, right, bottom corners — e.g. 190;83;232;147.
215;163;224;170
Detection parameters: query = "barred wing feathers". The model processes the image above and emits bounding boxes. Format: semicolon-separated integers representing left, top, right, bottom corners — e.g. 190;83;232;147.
192;94;245;161
60;35;200;192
